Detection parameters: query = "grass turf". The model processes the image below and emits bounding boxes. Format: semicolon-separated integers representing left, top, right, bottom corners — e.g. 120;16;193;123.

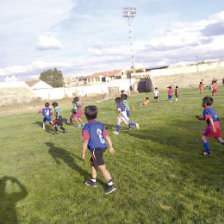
1;88;224;224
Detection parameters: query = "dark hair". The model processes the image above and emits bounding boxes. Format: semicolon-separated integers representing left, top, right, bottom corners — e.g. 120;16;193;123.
52;102;58;107
45;102;50;107
115;97;121;104
121;90;125;94
146;97;149;100
155;87;158;90
200;82;202;84
73;97;79;102
176;86;178;88
121;94;128;100
168;86;172;89
85;105;97;120
202;96;213;106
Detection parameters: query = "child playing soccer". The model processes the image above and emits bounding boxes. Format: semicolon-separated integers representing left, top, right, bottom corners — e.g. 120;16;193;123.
72;97;84;128
199;82;203;94
212;80;219;96
113;97;139;135
38;102;53;130
52;102;67;134
121;94;130;118
154;87;159;103
175;86;179;101
196;96;224;155
81;105;116;194
168;86;173;102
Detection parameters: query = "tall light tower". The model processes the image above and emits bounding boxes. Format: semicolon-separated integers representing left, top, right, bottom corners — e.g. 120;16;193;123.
122;7;136;92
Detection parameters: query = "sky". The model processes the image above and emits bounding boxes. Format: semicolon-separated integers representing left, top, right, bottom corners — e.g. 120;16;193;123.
0;0;224;80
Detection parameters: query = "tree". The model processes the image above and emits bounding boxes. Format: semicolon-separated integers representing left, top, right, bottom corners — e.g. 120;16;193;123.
39;68;64;87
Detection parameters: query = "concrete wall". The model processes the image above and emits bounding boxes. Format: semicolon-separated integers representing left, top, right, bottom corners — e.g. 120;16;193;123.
147;62;224;89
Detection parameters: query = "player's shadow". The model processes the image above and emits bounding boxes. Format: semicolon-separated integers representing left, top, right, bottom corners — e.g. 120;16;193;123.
33;121;52;133
103;123;119;130
45;142;105;186
0;176;28;224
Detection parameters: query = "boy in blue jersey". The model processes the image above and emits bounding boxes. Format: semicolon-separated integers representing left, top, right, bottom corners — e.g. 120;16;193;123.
81;105;116;194
113;97;139;135
196;96;224;155
121;93;130;118
38;102;53;130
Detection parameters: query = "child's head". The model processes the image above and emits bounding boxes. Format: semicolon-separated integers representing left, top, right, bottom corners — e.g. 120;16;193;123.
115;97;122;104
202;96;213;107
155;87;158;90
146;97;149;100
121;90;125;94
168;86;172;89
200;82;202;84
45;102;50;107
84;105;97;120
176;86;178;89
121;94;128;100
73;97;79;102
52;102;58;108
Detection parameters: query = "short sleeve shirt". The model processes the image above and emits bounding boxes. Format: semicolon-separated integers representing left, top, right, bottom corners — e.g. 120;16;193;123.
203;106;219;124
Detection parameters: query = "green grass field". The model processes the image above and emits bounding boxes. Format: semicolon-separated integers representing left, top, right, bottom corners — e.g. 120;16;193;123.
1;88;224;224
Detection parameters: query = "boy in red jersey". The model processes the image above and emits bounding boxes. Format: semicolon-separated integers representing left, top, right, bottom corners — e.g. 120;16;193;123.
168;86;173;102
81;105;116;194
196;96;224;155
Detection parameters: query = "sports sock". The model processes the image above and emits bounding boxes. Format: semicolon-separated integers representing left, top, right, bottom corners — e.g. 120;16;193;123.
128;122;136;127
60;126;65;131
107;179;113;186
43;123;45;129
202;139;210;152
91;178;96;183
116;125;120;132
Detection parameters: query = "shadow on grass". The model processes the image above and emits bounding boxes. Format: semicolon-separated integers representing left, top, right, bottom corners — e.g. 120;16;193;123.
0;176;28;224
45;142;105;186
33;121;52;133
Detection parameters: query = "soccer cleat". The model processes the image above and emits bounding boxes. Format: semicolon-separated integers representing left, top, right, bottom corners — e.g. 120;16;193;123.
113;131;119;135
105;185;117;194
85;180;97;187
201;151;210;155
136;123;139;129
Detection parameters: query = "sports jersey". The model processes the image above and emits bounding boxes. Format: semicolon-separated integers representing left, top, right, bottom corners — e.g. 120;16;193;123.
82;120;108;150
41;107;52;118
154;90;159;97
122;100;130;111
203;106;219;124
72;105;77;113
168;89;173;95
117;103;126;112
76;101;82;109
54;107;62;118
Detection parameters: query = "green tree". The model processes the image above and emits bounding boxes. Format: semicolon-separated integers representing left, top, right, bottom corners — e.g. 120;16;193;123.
39;68;64;87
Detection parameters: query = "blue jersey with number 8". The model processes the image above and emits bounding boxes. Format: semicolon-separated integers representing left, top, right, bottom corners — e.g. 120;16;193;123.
82;120;108;150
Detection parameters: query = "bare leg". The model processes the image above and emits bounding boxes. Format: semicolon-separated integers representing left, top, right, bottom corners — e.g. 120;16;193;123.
98;164;112;181
91;164;97;179
217;137;224;144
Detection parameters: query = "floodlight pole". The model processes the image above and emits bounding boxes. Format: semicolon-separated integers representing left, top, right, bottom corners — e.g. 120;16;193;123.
122;7;136;93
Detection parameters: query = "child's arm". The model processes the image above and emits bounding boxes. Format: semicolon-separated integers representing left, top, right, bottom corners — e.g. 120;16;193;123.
81;140;88;160
105;135;115;154
209;117;217;133
195;115;204;120
56;111;59;119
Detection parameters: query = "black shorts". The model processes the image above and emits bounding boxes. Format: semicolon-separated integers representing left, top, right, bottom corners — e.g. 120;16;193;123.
154;96;158;99
90;148;106;166
53;116;63;126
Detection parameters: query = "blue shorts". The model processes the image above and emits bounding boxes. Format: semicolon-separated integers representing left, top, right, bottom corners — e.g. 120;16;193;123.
43;117;51;122
168;95;172;100
126;110;130;118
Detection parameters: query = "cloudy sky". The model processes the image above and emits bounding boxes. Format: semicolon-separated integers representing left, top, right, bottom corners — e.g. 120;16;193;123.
0;0;224;80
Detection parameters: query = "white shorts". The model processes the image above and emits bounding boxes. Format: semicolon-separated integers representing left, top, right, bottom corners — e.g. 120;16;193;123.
118;111;129;125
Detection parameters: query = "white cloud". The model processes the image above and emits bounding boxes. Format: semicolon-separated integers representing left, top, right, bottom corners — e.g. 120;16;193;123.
37;35;63;50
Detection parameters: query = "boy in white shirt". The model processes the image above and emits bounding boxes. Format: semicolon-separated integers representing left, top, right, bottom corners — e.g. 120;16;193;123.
154;87;159;103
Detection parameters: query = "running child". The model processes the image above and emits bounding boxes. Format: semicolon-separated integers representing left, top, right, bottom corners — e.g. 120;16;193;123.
38;102;53;130
113;97;139;135
154;87;159;103
52;102;67;134
199;82;203;94
121;94;130;118
168;86;173;102
195;96;224;155
212;80;219;96
73;97;84;128
175;86;179;101
81;105;116;194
